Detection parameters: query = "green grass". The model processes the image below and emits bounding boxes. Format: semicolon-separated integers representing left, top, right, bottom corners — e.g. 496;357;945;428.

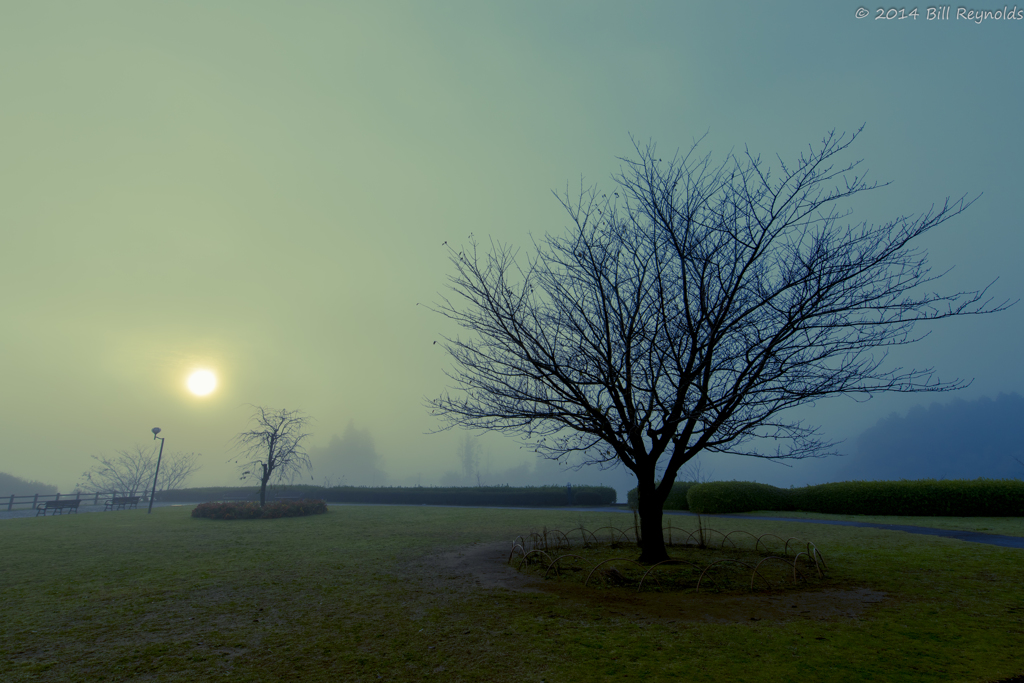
2;505;1023;682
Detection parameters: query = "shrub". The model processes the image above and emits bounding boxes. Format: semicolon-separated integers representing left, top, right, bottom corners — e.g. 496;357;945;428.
192;499;328;520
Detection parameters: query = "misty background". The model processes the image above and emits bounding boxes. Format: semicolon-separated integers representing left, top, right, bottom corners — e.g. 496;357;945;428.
1;3;1022;502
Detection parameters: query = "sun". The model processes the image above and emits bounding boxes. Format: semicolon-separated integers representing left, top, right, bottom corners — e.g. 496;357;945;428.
187;370;217;396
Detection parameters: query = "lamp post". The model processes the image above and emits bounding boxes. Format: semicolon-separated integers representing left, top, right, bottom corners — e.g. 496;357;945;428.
148;427;165;514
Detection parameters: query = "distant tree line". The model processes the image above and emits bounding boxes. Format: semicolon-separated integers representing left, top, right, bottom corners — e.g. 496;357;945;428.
842;393;1024;480
0;472;58;497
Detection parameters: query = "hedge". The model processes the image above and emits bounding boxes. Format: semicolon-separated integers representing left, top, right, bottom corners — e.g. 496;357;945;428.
791;479;1024;517
686;481;796;514
680;479;1024;516
626;481;698;510
192;499;328;520
161;484;616;508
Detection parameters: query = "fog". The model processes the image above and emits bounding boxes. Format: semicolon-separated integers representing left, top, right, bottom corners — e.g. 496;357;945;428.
1;3;1021;503
839;393;1024;482
309;427;632;493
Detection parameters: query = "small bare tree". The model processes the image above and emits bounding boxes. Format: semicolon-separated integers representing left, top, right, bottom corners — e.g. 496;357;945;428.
79;445;202;497
233;406;313;506
79;445;155;496
158;452;202;491
428;128;1012;563
679;457;713;484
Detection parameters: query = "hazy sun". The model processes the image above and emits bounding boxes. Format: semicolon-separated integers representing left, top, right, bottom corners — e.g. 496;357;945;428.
187;370;217;396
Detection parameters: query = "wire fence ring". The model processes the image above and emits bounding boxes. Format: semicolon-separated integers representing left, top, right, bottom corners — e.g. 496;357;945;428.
571;527;599;546
720;529;758;550
544;554;587;579
584;558;645;587
752;555;803;589
589;526;634;544
754;533;788;555
517;549;553;571
697;559;756;593
510;527;828;593
637;558;706;592
544;528;572;551
507;543;526;565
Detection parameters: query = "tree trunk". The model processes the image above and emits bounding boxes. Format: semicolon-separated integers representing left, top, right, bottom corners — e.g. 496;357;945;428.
636;478;669;564
259;464;270;506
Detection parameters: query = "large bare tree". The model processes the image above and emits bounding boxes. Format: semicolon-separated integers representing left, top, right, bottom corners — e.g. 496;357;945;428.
428;128;1011;563
233;406;313;506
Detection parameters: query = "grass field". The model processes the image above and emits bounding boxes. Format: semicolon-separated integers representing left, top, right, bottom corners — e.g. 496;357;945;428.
2;505;1023;682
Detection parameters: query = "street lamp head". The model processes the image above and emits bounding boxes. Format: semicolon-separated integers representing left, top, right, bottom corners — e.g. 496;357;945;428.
152;427;162;436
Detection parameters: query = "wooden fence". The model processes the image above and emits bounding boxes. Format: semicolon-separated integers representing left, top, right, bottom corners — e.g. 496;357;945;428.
3;492;300;511
4;492;151;511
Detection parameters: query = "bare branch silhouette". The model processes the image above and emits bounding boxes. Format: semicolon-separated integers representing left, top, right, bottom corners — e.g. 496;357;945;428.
233;405;313;506
427;128;1013;562
79;445;201;497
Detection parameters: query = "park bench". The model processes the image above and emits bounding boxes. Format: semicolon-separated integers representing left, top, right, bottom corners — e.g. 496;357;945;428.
36;499;81;516
104;496;141;511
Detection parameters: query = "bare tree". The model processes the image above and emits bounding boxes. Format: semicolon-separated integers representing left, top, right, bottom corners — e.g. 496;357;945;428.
79;445;202;497
233;406;313;506
427;128;1012;563
158;452;202;491
79;444;155;497
679;457;713;484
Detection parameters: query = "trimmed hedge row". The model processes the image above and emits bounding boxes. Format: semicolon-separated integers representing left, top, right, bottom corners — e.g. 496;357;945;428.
686;481;796;514
162;484;617;508
790;479;1024;517
192;499;328;520
158;485;324;503
626;481;699;510
678;479;1024;517
324;485;616;507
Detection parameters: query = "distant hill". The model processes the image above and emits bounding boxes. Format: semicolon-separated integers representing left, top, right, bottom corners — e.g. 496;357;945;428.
839;393;1024;480
0;472;59;497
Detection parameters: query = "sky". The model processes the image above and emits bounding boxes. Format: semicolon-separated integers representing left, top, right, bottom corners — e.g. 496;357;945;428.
2;2;1022;500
